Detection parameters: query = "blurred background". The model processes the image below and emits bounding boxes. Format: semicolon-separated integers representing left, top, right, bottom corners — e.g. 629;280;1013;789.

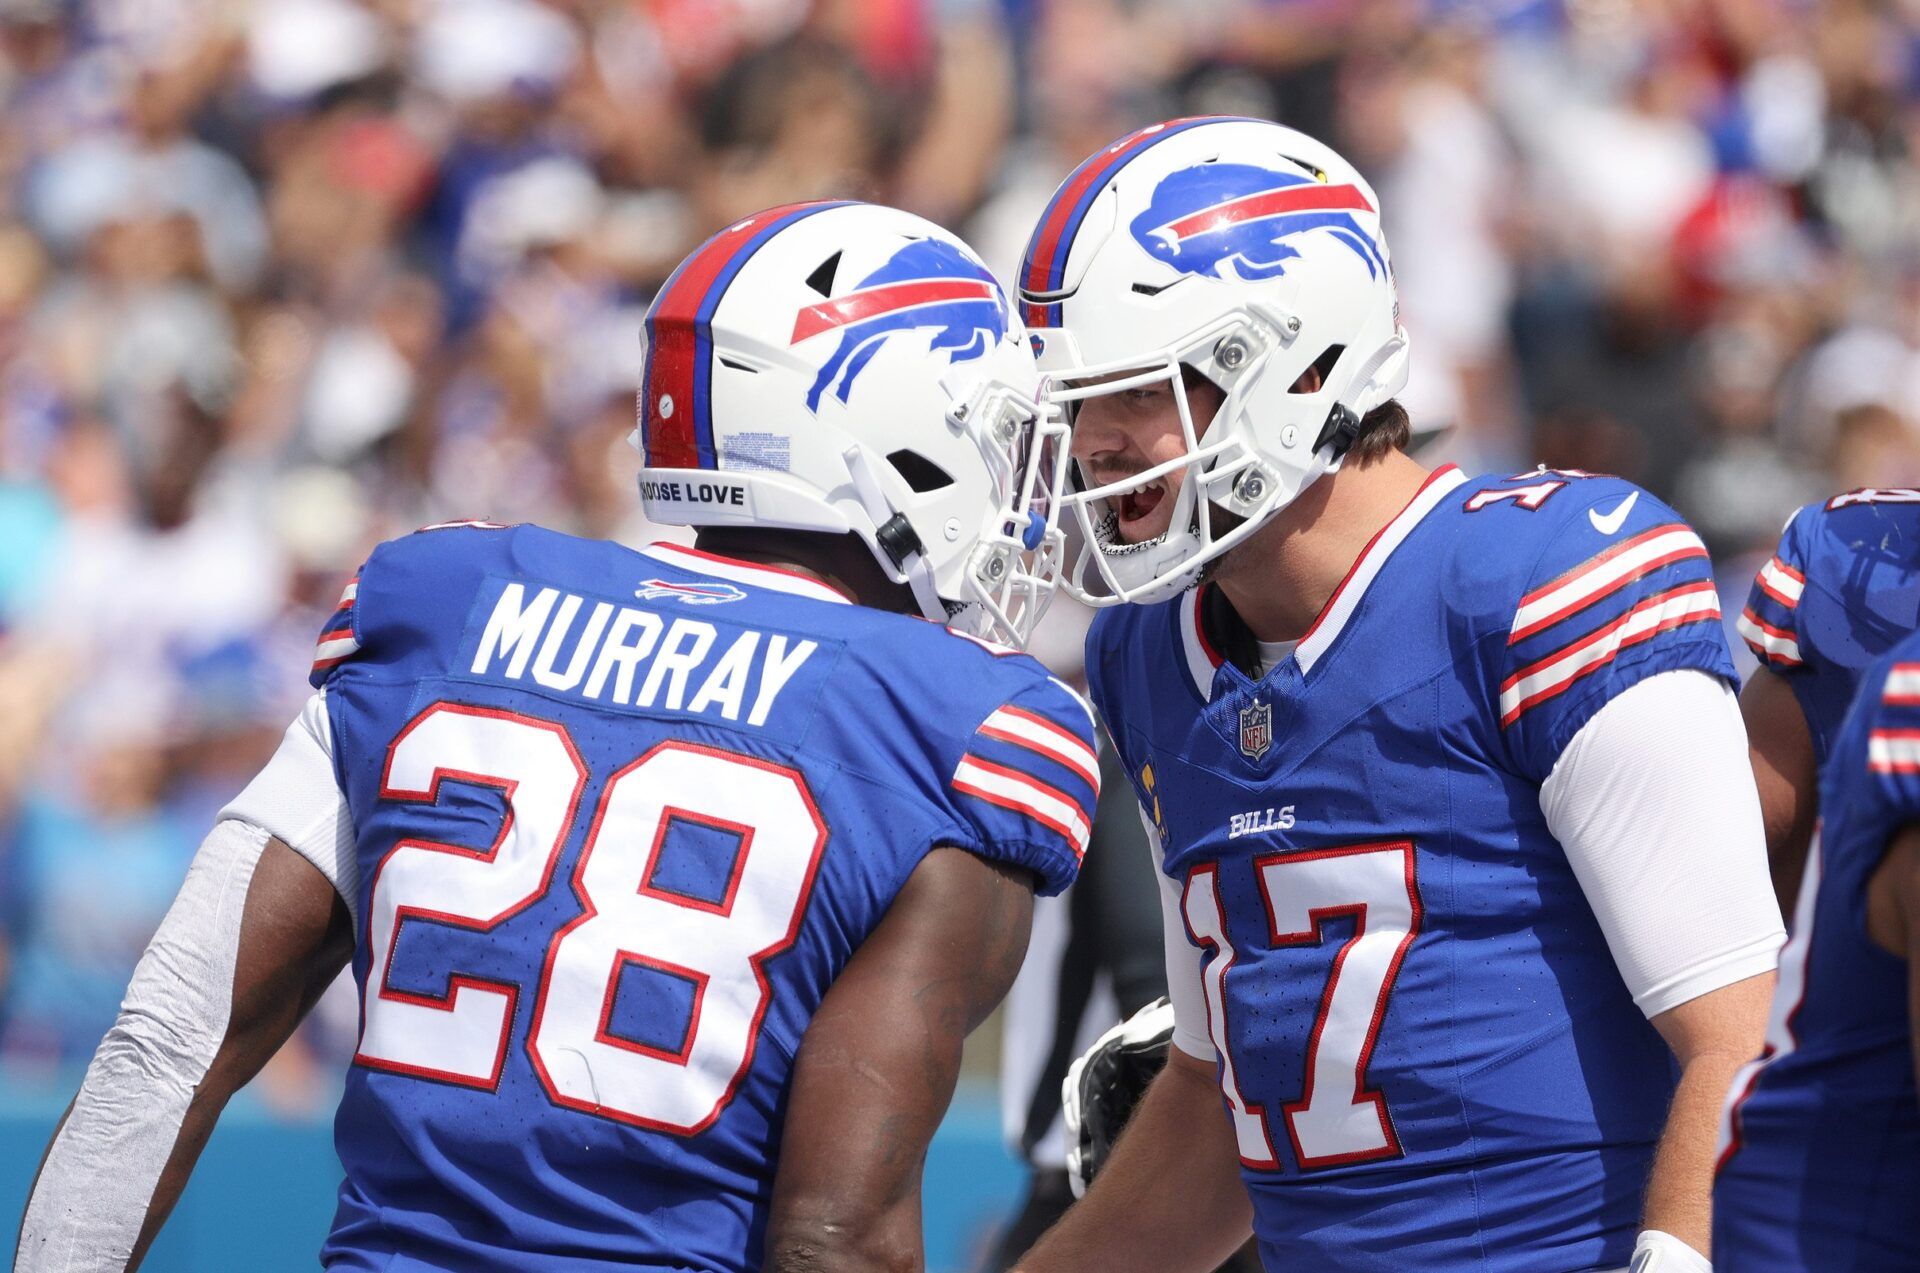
0;0;1917;1266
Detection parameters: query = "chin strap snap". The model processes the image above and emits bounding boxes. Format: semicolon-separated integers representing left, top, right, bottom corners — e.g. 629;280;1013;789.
845;444;947;622
1314;402;1363;460
874;513;924;569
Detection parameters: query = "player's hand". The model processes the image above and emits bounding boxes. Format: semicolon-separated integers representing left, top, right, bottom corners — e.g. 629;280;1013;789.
1062;996;1176;1197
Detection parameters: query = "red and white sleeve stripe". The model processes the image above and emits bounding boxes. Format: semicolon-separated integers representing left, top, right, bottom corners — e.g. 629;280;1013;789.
1500;582;1722;727
1736;609;1802;668
1882;663;1920;706
311;574;362;675
1869;729;1920;775
1753;556;1804;608
952;754;1092;859
974;705;1101;790
1509;525;1708;645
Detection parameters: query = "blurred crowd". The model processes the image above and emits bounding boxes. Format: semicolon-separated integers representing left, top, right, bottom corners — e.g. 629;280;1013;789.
0;0;1917;1097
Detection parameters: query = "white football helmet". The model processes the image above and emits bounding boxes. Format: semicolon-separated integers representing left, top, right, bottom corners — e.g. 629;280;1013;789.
637;200;1069;646
1019;117;1411;606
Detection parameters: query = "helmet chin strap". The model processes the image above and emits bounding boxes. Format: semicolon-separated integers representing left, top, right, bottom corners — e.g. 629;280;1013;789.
843;443;949;623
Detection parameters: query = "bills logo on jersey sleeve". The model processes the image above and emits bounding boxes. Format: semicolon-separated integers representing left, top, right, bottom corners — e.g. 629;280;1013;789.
952;697;1100;866
791;238;1005;412
1129;163;1385;283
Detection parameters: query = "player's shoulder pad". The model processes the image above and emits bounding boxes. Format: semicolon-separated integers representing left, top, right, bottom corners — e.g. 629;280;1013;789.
309;519;521;686
1448;470;1730;751
937;642;1100;898
1859;632;1920;820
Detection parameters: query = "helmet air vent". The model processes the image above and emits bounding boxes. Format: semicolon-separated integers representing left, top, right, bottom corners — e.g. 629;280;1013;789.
1289;345;1346;394
805;251;841;297
886;449;955;493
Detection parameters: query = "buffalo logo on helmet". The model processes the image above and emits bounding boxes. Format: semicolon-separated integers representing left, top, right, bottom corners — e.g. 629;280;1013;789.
1130;162;1385;284
791;239;1006;412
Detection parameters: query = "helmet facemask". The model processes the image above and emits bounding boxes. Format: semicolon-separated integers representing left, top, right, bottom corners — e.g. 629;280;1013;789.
854;371;1070;648
635;201;1072;649
1049;303;1334;607
1018;116;1411;609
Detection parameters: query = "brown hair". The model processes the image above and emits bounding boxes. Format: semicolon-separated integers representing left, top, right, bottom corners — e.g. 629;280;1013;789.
1348;399;1411;466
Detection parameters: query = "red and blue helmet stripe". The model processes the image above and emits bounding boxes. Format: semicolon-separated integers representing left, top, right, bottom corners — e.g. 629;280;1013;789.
641;200;854;469
1018;116;1249;329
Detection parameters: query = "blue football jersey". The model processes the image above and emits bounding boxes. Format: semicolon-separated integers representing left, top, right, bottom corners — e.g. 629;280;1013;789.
306;525;1097;1272
1087;466;1738;1272
1736;488;1920;762
1714;637;1920;1272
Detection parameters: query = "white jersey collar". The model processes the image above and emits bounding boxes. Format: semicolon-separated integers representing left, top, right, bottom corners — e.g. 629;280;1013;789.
638;542;852;605
1178;586;1225;701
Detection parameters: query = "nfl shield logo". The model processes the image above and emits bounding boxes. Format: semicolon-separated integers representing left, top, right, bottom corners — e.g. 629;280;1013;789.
1239;698;1273;761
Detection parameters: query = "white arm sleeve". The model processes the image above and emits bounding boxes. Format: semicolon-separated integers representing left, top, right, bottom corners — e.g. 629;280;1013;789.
222;689;358;928
16;818;270;1272
19;694;359;1271
1141;805;1213;1061
1540;669;1786;1019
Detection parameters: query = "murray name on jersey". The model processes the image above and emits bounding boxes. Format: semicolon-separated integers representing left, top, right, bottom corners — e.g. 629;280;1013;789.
463;578;820;727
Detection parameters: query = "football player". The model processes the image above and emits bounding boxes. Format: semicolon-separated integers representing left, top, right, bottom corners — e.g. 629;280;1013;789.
16;202;1095;1272
1714;633;1920;1268
1009;118;1785;1271
1734;489;1920;915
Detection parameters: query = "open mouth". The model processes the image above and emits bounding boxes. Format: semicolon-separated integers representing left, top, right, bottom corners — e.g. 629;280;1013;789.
1116;480;1168;532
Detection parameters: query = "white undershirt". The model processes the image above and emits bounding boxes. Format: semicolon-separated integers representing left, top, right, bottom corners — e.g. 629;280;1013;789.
1255;639;1298;679
1162;667;1785;1059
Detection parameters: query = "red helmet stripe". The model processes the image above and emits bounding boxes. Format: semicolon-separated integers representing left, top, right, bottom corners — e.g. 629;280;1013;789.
642;201;851;468
1165;183;1373;241
790;278;998;343
1017;116;1239;328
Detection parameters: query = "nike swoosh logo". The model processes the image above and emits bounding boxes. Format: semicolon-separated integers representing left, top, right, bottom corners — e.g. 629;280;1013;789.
1588;490;1638;535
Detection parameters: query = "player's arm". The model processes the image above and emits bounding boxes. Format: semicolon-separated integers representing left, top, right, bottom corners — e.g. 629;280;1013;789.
1014;1042;1251;1273
1740;666;1818;917
1639;971;1774;1265
1014;831;1252;1273
14;826;351;1272
1540;670;1783;1266
765;847;1034;1272
16;691;356;1273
